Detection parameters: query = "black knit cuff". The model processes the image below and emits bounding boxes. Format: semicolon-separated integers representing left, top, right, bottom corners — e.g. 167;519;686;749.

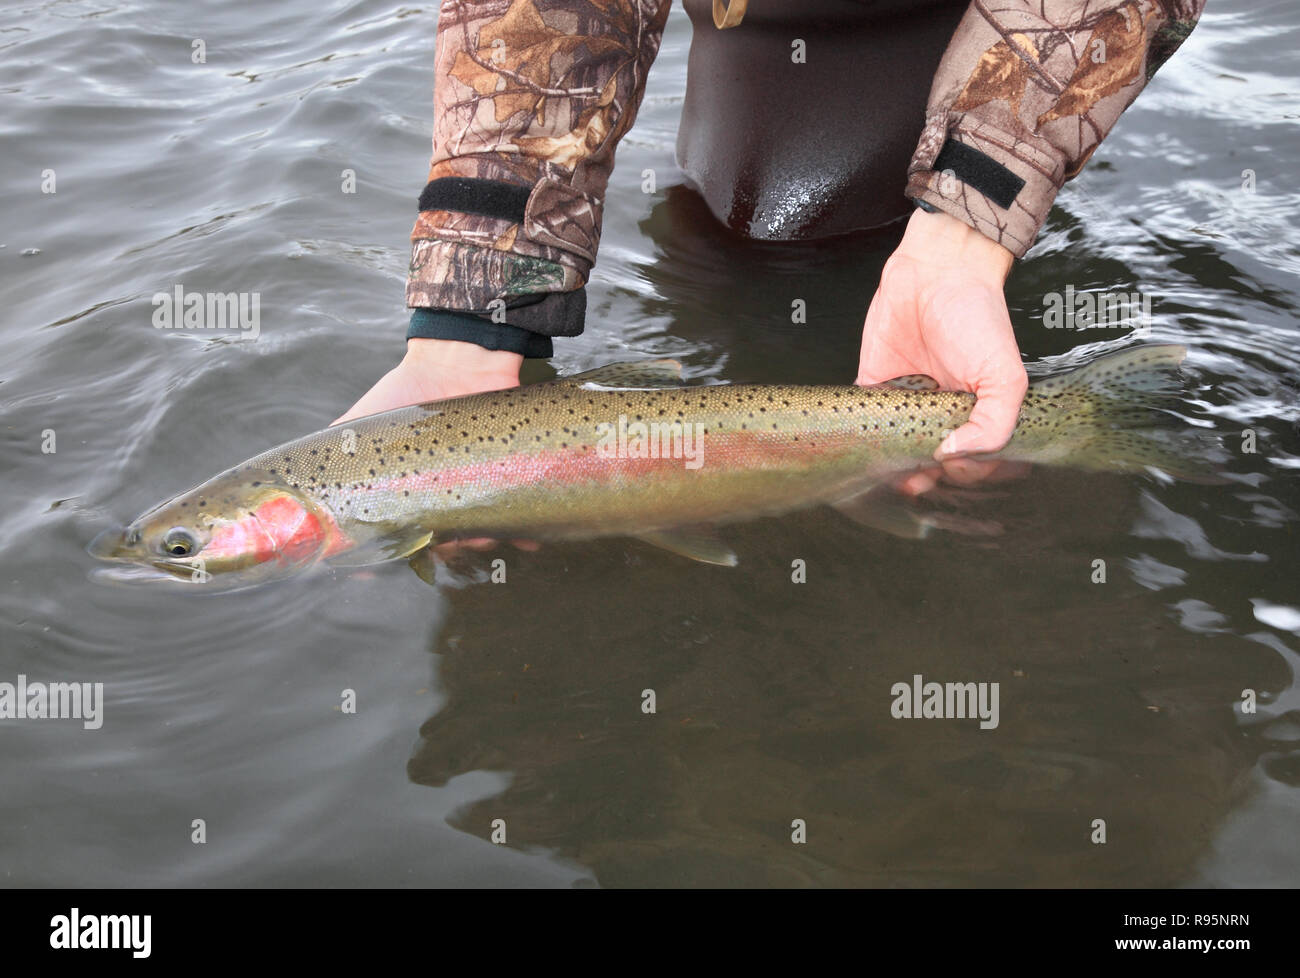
406;309;554;359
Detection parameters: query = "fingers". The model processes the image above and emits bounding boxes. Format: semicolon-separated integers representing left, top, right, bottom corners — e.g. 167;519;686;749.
936;364;1028;459
939;456;1005;486
854;288;898;386
331;367;402;426
938;457;1034;487
855;267;924;386
896;456;1032;499
432;537;498;556
895;466;941;497
431;537;540;556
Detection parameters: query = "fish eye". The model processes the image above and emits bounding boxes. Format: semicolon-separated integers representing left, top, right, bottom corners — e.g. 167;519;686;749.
162;527;197;557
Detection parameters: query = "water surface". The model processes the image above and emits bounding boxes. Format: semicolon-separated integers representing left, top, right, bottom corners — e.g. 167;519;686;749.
1;0;1298;887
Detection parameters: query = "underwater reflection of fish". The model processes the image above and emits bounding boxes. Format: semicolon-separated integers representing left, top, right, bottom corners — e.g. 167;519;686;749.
407;469;1282;887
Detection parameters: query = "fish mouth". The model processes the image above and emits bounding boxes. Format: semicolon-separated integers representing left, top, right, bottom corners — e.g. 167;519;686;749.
89;563;192;586
87;525;301;592
88;527;193;579
88;527;133;561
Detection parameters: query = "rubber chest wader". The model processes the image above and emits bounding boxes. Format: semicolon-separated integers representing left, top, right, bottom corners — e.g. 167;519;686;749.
678;0;967;239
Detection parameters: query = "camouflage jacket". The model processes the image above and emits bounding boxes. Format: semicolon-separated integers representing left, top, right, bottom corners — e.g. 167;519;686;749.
407;0;1205;356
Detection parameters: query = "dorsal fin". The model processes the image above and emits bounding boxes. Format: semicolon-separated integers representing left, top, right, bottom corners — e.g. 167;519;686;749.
560;360;688;390
867;374;942;391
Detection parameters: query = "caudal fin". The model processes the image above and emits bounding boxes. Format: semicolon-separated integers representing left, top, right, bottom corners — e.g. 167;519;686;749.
1018;345;1226;483
1029;344;1188;399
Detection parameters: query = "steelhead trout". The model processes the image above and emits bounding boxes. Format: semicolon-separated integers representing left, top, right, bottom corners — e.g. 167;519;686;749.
90;345;1205;588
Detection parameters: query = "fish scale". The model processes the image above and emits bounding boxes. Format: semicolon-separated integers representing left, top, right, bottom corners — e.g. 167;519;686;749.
253;382;971;537
90;345;1210;587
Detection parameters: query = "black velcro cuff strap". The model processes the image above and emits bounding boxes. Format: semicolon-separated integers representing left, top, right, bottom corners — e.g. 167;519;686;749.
931;139;1025;210
417;177;532;224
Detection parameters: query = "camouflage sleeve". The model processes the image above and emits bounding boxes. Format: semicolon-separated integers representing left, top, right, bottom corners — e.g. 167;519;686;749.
906;0;1206;258
406;0;671;357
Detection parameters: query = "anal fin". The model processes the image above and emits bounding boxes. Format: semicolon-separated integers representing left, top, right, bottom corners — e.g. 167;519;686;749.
634;527;738;566
833;486;1002;540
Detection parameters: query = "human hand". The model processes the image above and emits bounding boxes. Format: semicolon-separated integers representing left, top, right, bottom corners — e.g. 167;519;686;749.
334;336;527;553
856;208;1028;495
332;337;522;426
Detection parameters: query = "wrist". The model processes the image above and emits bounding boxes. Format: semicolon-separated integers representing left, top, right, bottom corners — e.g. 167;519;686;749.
404;337;522;382
901;208;1014;283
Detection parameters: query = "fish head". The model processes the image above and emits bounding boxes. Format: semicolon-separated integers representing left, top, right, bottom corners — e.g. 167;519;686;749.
89;469;345;588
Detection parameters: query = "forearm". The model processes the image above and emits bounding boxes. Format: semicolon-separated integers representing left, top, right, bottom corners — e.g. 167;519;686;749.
407;0;672;356
907;0;1206;257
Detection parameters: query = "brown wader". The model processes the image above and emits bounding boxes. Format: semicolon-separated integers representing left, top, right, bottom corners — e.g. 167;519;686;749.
404;0;1206;355
678;0;968;239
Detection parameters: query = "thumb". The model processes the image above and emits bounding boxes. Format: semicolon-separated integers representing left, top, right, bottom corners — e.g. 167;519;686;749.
936;368;1027;459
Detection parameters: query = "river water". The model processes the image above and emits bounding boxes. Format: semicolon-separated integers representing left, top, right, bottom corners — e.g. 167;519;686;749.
1;0;1298;887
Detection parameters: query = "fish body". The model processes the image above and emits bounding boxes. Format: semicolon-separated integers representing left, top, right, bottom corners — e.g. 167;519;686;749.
90;345;1200;587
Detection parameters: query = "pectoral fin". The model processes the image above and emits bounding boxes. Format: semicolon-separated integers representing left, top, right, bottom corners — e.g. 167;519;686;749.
634;527;738;566
328;530;436;567
407;547;440;586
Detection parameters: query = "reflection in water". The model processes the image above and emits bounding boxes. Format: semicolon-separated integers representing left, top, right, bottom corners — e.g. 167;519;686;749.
408;473;1282;886
402;184;1295;886
631;185;897;383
